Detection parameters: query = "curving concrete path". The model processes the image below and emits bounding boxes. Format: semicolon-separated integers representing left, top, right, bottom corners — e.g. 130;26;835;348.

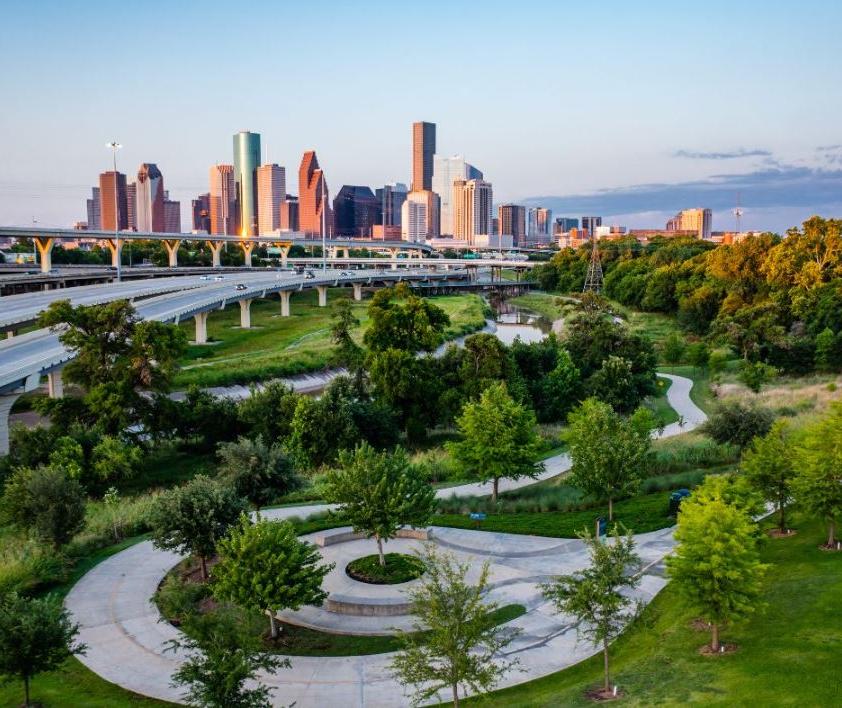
64;373;705;707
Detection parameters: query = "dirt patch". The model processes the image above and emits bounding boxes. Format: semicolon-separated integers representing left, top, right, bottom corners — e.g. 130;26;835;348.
818;542;842;552
690;618;711;632
767;528;798;539
698;643;738;656
585;687;624;701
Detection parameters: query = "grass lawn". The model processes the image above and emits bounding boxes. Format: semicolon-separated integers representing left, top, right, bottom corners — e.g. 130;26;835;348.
172;291;487;388
469;514;842;706
644;375;680;427
117;445;215;495
346;553;425;584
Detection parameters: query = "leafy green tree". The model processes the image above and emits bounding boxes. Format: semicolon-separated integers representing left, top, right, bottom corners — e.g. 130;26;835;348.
701;400;774;449
237;382;299;443
166;609;288;708
813;327;839;371
390;545;519;707
586;355;640;413
741;420;796;532
737;360;777;393
216;436;301;509
541;348;581;421
0;593;86;707
330;297;364;374
542;529;640;695
447;382;542;502
667;489;768;652
48;436;85;479
213;516;332;637
660;332;686;365
457;333;516;400
793;402;842;547
324;443;434;566
363;283;450;352
171;386;242;451
149;476;247;579
685;342;711;372
91;435;142;484
566;399;654;520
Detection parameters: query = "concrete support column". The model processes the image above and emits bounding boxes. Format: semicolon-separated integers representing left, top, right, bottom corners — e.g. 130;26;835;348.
194;311;209;344
239;299;253;328
279;245;291;267
5;330;15;340
279;291;291;317
34;237;55;274
240;241;255;267
47;367;64;399
0;392;22;455
352;283;363;301
105;238;123;268
207;241;224;268
162;239;181;268
316;285;328;307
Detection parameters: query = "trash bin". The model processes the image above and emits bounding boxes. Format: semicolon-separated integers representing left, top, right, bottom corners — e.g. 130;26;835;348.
668;488;691;516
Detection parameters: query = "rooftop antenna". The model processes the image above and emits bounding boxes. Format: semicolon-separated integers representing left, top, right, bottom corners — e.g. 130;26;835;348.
733;192;744;234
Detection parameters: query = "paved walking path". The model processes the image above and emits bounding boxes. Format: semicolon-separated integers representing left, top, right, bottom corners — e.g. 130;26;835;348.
64;373;705;707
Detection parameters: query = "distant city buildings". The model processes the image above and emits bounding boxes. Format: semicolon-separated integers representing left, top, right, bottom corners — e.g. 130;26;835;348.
667;208;712;239
136;163;165;232
376;182;407;228
191;193;211;233
554;217;578;236
333;185;380;237
280;197;299;231
527;207;553;244
209;164;237;235
233;131;261;236
432;155;482;237
86;187;101;231
256;164;286;234
498;204;526;245
411;121;436;192
99;171;128;231
163;193;181;233
581;216;602;238
298;151;331;237
453;179;493;244
401;191;429;242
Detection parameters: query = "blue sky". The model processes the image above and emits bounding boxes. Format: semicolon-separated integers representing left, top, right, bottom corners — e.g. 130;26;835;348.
1;0;840;232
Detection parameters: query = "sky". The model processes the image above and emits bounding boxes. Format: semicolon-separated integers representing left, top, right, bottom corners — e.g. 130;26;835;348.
1;0;841;233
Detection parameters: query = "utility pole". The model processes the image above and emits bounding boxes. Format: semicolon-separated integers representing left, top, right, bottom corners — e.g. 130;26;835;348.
106;141;122;282
583;237;603;292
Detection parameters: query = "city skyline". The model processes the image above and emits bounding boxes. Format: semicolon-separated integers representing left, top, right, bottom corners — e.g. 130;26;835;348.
1;2;841;232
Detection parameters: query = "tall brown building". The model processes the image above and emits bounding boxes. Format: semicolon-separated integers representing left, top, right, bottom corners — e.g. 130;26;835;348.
498;204;527;245
411;121;436;192
298;151;331;237
209;164;237;235
280;197;299;231
99;171;128;231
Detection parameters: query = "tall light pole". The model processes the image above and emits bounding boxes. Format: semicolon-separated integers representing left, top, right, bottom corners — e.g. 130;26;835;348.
106;141;122;282
321;188;327;272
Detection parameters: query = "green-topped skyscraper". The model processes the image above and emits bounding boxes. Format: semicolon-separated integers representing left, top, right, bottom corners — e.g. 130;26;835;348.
233;131;261;236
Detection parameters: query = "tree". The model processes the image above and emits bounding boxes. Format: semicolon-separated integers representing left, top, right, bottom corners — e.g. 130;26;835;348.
457;333;516;400
447;382;543;502
91;435;142;484
741;420;796;532
686;342;711;372
216;436;301;509
171;386;242;451
324;443;435;566
149;476;247;579
0;593;86;707
48;436;85;480
330;297;364;374
660;332;686;365
212;516;332;637
737;360;777;393
667;489;767;652
542;529;640;696
813;327;838;372
166;609;288;708
390;546;519;707
793;402;842;547
566;399;654;520
587;355;640;413
236;382;299;443
701;400;774;449
363;283;450;352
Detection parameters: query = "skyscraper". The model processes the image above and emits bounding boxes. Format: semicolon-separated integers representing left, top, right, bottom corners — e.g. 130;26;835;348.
256;164;286;234
280;197;299;231
126;182;137;231
411;121;435;192
554;217;579;234
666;208;712;239
581;216;602;238
376;183;408;227
498;204;527;244
99;171;128;231
527;207;553;243
432;155;483;236
233;131;261;236
298;151;331;237
333;185;380;237
136;163;165;232
192;193;211;233
452;179;493;244
209;164;237;235
163;196;181;233
86;187;101;230
401;193;428;242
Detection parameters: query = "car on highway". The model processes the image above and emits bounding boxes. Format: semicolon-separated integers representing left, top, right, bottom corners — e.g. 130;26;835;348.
340;271;351;276
212;275;224;281
304;270;315;280
199;275;210;280
235;283;248;291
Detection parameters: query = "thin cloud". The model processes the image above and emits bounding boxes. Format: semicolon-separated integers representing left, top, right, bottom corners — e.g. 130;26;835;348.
673;148;772;160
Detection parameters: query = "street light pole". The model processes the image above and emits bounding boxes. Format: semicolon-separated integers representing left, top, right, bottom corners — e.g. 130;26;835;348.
106;141;122;282
321;189;327;273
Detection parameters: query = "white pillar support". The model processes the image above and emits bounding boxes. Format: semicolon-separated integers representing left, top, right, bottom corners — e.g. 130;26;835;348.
316;285;328;307
240;241;255;267
207;241;224;268
162;239;181;268
279;244;291;267
279;291;291;317
352;283;363;301
0;392;22;455
5;330;15;340
47;367;64;399
34;236;55;274
239;299;253;328
104;238;123;268
194;311;209;344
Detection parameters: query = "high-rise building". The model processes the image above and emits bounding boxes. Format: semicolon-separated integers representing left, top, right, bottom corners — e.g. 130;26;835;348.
256;164;286;234
581;216;602;238
411;121;436;192
452;179;493;244
86;187;101;231
99;171;128;231
135;163;165;232
401;193;428;242
333;185;380;237
233;131;261;235
376;183;408;227
666;208;712;239
163;197;181;233
280;197;299;231
432;155;483;236
498;204;527;244
126;182;138;230
554;217;579;234
209;164;237;235
192;193;211;233
298;151;331;237
527;207;553;243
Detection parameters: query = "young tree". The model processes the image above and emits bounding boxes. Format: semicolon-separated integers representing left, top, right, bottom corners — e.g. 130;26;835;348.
566;399;654;521
667;491;768;652
701;400;774;449
793;402;842;547
586;355;640;413
390;546;519;707
166;609;288;708
363;283;450;353
741;420;796;532
0;593;86;707
324;443;435;566
216;436;301;509
542;529;640;696
737;360;777;393
237;382;299;443
91;435;143;484
447;382;543;502
330;297;364;374
686;342;711;373
212;516;332;637
660;332;686;365
149;475;247;579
